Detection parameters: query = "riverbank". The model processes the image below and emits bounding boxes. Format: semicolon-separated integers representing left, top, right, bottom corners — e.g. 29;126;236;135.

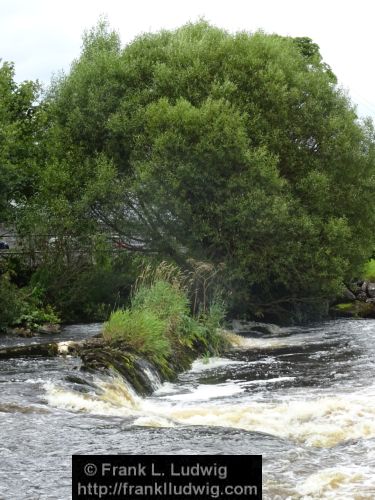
332;279;375;318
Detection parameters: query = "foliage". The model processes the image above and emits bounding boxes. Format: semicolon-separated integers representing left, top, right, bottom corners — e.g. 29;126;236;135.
2;20;374;324
335;303;354;311
0;274;23;330
0;273;59;332
0;60;55;331
132;280;189;325
32;20;375;322
103;263;227;368
29;247;139;323
363;259;375;281
103;308;170;366
15;303;60;331
0;60;42;222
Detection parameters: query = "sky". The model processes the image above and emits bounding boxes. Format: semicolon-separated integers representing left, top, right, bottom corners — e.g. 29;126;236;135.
1;0;375;119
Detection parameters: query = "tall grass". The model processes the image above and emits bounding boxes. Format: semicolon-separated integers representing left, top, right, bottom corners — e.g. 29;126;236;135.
102;309;170;365
132;280;189;324
103;262;228;369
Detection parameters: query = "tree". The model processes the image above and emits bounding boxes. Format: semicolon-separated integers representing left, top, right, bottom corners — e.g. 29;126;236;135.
0;61;41;223
33;21;375;320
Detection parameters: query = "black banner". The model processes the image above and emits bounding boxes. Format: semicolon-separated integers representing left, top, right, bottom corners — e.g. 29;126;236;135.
72;455;262;499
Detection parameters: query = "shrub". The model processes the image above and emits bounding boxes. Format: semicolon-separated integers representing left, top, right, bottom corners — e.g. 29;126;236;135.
0;275;60;332
0;274;23;331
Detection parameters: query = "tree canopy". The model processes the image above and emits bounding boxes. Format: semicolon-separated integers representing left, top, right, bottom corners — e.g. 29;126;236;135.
21;20;375;320
0;61;41;222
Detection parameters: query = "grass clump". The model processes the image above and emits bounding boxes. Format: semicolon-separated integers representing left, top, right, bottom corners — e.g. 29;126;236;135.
103;262;228;370
103;308;170;366
132;280;189;324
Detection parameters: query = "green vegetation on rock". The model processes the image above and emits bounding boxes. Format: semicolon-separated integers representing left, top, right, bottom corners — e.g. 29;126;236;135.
103;264;227;374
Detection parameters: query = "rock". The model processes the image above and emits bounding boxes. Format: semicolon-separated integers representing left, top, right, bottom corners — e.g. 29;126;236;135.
37;324;61;334
77;340;163;395
361;281;368;293
76;333;208;396
367;283;375;298
8;327;34;337
340;287;356;302
0;343;59;359
232;320;281;336
356;291;368;302
57;341;77;355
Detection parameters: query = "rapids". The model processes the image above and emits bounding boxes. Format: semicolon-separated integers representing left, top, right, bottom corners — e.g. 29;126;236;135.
1;319;375;498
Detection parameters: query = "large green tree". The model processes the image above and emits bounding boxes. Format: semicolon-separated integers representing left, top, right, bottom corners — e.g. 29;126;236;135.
0;61;41;223
33;20;375;320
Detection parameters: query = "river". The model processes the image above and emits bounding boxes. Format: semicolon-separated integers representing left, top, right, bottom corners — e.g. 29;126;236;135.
1;319;375;499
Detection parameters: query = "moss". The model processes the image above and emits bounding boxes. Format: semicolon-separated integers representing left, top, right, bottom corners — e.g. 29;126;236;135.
332;301;375;318
335;303;354;311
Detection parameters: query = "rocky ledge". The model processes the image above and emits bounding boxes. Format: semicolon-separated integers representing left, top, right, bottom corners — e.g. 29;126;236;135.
332;280;375;318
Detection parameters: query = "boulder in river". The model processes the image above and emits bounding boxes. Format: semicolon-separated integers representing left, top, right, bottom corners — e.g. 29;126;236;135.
37;324;61;334
0;343;59;359
367;283;375;298
7;327;34;338
232;320;282;336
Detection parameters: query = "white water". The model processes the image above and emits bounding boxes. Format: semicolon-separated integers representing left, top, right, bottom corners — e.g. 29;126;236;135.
45;367;375;449
3;319;375;498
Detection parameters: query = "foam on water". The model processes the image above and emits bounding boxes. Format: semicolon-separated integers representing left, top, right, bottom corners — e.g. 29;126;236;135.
44;373;375;448
230;333;313;350
239;376;296;386
156;381;245;401
44;377;142;417
162;391;375;447
296;466;375;499
189;357;246;372
34;320;375;498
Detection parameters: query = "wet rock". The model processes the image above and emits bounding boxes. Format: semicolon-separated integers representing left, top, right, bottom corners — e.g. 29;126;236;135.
356;291;368;302
77;335;201;396
57;341;79;355
37;324;61;334
0;343;59;359
232;320;281;336
7;327;34;338
77;340;159;395
367;283;375;298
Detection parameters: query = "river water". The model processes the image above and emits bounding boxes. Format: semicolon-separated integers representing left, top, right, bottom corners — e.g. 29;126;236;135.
1;319;375;499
